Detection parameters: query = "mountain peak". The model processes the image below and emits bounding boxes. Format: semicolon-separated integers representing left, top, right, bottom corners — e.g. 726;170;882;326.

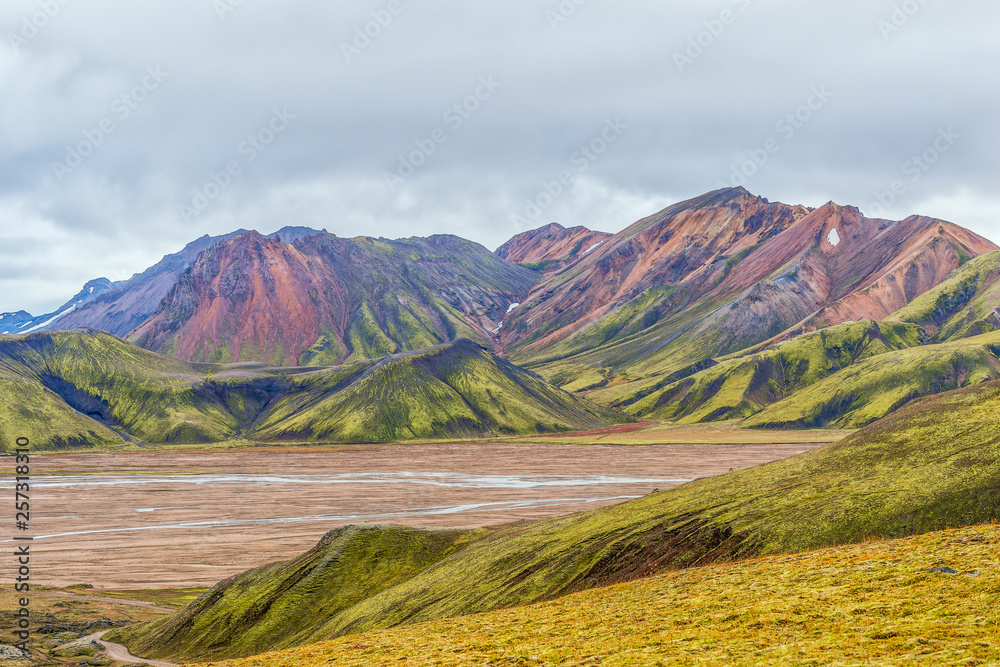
495;223;612;271
266;226;329;244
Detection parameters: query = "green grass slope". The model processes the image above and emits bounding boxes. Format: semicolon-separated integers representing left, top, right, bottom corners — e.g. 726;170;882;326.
0;330;237;450
252;339;630;442
889;249;1000;342
198;523;1000;667
614;319;1000;429
121;379;1000;661
0;332;628;451
744;330;1000;428
619;319;922;421
110;525;477;663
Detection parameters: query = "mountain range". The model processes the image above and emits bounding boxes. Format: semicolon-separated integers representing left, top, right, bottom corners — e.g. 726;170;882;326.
4;186;1000;444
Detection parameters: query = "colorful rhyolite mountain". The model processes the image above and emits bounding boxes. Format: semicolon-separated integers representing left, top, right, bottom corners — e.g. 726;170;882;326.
3;186;998;430
496;222;613;273
495;188;997;410
17;231;537;366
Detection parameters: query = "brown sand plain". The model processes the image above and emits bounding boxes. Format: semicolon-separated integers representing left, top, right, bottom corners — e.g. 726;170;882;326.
3;441;826;590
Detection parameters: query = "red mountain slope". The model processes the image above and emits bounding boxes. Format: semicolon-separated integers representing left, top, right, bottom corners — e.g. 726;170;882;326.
498;188;998;380
129;231;538;365
496;223;612;272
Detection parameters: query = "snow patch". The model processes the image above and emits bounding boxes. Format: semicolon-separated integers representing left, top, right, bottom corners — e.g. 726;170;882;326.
583;241;604;255
506;302;520;314
827;228;841;247
21;305;76;334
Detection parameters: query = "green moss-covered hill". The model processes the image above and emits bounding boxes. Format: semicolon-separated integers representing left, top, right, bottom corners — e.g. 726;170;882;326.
192;523;1000;667
611;318;1000;429
114;525;479;662
115;378;1000;662
0;330;628;451
577;251;1000;429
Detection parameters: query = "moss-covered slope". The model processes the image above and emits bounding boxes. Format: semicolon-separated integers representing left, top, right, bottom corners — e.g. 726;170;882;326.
110;525;477;663
618;319;923;422
612;318;1000;429
889;249;1000;342
0;330;237;449
0;331;629;451
252;339;629;442
188;523;1000;667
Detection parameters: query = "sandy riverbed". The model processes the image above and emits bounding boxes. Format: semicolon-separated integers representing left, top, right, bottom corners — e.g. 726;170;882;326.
3;441;821;589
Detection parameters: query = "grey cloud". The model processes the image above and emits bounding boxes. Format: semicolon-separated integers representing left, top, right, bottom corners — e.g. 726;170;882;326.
0;0;998;312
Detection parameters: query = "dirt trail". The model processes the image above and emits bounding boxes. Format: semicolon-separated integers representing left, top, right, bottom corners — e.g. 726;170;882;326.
33;590;176;612
80;630;177;667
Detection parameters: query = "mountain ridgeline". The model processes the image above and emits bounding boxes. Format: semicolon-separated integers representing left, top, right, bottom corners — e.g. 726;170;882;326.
0;331;628;451
14;228;538;366
3;187;1000;436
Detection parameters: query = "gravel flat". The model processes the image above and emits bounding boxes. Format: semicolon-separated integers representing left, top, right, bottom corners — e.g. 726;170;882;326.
3;441;823;589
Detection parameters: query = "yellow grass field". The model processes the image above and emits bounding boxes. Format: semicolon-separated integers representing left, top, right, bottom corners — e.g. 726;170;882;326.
196;522;1000;667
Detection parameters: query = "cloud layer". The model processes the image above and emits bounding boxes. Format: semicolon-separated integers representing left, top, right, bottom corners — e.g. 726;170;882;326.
1;0;998;312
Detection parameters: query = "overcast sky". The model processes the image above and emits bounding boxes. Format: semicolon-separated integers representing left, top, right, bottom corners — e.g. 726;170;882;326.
1;1;998;313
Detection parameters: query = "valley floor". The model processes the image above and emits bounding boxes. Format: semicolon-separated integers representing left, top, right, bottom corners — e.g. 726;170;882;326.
196;522;1000;667
1;433;827;589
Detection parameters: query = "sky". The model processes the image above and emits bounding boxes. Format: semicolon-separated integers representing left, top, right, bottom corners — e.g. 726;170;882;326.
1;1;998;314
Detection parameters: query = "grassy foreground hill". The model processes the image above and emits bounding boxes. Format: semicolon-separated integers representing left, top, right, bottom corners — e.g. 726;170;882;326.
115;378;1000;662
196;522;1000;667
0;331;628;451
